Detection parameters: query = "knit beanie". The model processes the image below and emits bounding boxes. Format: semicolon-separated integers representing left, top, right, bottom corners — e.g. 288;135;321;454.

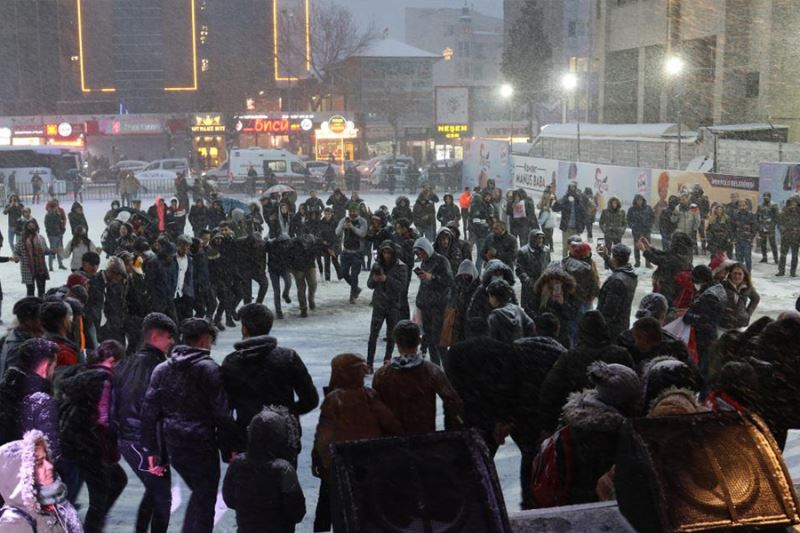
588;361;641;408
635;293;669;320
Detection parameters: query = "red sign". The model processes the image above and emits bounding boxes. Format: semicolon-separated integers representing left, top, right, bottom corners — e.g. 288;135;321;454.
240;118;304;135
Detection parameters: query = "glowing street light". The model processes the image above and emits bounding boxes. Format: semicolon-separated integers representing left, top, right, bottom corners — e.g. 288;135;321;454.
561;72;578;92
499;83;514;99
664;55;685;77
499;83;515;147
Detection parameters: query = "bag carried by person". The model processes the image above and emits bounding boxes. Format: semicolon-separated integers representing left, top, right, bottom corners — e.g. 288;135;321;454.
439;307;457;347
530;426;574;508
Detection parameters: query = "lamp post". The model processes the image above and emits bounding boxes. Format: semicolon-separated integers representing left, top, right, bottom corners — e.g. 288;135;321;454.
500;83;514;150
664;55;685;168
561;73;580;161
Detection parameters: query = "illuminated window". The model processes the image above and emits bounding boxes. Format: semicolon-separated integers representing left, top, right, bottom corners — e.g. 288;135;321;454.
443;47;453;61
201;58;209;72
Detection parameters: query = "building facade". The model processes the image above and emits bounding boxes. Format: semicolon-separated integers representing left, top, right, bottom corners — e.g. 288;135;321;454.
593;0;800;141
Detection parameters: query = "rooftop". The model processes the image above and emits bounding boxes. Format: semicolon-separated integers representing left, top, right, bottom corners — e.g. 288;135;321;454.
354;38;441;59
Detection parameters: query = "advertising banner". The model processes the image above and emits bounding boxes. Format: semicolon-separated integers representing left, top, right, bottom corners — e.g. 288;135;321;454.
510;156;558;200
462;138;511;190
556;161;651;210
650;170;759;212
759;162;800;207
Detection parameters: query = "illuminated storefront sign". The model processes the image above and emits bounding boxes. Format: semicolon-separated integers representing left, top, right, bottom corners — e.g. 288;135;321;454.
436;124;470;140
328;115;347;134
191;115;226;134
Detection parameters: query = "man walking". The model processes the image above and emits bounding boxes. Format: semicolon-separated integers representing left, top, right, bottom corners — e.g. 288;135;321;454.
336;204;367;304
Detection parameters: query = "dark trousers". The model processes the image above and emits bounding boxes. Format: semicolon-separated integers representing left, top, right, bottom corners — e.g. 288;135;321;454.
421;304;446;365
631;231;651;266
313;478;331;532
213;279;236;322
120;440;171;533
169;444;220;533
125;316;143;354
243;271;269;304
269;271;293;314
780;241;800;275
80;461;128;533
292;267;317;311
735;240;753;272
340;251;362;295
760;231;778;262
25;276;46;298
194;287;216;319
175;295;195;324
367;306;398;366
461;209;470;240
511;433;540;511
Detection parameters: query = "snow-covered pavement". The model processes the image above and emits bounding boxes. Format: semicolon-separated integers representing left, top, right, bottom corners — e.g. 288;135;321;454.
3;193;799;531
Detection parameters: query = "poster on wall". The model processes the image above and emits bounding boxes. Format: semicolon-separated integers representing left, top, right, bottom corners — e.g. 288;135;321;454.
649;170;759;213
556;161;651;210
462;138;511;190
759;162;800;207
511;156;558;200
435;86;470;126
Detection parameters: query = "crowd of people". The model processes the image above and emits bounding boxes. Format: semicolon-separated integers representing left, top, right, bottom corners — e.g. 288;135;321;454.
0;177;797;532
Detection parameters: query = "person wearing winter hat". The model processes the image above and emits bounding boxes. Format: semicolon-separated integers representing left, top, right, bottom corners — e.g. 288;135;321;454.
0;429;83;532
556;361;641;504
596;242;638;340
486;278;535;343
223;406;307;533
412;236;454;365
141;317;237;533
336;204;367;304
634;292;669;323
112;312;177;533
642;356;700;409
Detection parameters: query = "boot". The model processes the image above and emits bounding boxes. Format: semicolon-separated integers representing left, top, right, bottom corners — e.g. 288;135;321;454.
760;256;768;263
276;310;284;319
214;319;226;331
309;300;316;310
300;309;308;318
776;271;785;277
283;292;291;304
226;314;236;328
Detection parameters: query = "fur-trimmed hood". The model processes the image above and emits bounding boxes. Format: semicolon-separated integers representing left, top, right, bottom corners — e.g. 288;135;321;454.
481;259;515;287
533;265;576;295
560;389;627;433
648;387;706;417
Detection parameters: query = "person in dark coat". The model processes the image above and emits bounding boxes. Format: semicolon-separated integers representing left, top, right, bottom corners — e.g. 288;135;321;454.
445;220;472;262
705;205;732;258
336;205;368;304
325;189;348;221
413;237;454;365
433;226;462;275
507;189;538;246
373;321;463;434
627;194;654;267
486;279;535;343
598;196;627;248
0;296;42;374
641;231;694;306
719;262;760;330
68;202;88;236
618;316;693;373
552;182;587;256
756;192;779;264
755;318;800;449
221;304;318;454
777;195;800;277
511;334;567;509
516;229;551;313
730;199;757;272
190;233;216;320
450;259;480;343
466;259;516;336
141;318;238;533
209;232;240;328
557;362;641;504
391;196;413;225
3;193;23;251
0;338;60;459
538;310;634;432
683;265;728;383
264;235;294;320
528;266;580;349
469;192;496;271
111;313;177;533
484;220;518;269
412;195;437;242
311;353;402;531
44;199;67;271
207;199;227;231
366;241;408;371
188;198;210;236
312;207;340;282
437;194;460;229
223;407;306;533
57;340;128;533
596;243;638;340
288;234;319;318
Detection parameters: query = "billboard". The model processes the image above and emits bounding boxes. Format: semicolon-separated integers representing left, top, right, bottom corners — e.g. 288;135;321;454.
511;156;558;199
462;138;511;190
650;170;759;212
273;0;312;81
435;87;470;126
556;161;651;210
759;162;800;207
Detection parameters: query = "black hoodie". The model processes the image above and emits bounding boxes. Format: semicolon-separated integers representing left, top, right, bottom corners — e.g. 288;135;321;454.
596;263;638;340
487;303;535;343
222;335;319;440
141;345;239;456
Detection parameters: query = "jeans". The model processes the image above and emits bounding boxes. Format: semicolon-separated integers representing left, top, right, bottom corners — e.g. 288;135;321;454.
735;240;753;272
367;306;398;366
47;235;64;269
8;225;15;252
340;251;362;296
80;461;128;533
421;304;446;365
26;276;47;298
292;267;317;311
120;440;172;533
561;227;579;258
269;271;293;314
632;231;651;266
243;271;269;304
474;237;487;271
168;443;220;533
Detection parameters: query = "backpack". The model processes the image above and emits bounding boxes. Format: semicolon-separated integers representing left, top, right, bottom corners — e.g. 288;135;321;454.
530;425;574;508
0;505;37;532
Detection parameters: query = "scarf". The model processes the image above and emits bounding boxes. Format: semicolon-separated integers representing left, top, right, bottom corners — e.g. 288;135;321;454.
37;480;67;507
24;234;47;277
391;352;425;369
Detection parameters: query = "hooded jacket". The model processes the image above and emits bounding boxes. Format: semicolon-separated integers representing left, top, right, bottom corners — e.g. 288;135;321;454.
222;336;319;440
67;203;88;235
141;345;239;456
730;208;757;242
598;197;627;241
487;303;535;344
553;187;587;233
222;408;306;533
516;230;551;285
0;328;37;375
466;259;517;336
413;237;454;310
596;263;638;340
436;196;460;227
511;336;567;440
643;232;694;303
538;311;634;431
0;430;82;533
391;196;412;223
0;367;61;462
451;260;481;343
433;227;463;274
367;241;408;314
485;228;519;268
529;267;579;348
412;196;436;229
626;195;654;234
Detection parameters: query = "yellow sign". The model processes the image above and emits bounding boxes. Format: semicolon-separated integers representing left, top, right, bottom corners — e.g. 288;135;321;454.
436;124;469;139
329;115;347;134
191;115;226;134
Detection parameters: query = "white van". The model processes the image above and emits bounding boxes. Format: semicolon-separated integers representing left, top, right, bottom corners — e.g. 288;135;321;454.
134;158;191;182
227;148;309;187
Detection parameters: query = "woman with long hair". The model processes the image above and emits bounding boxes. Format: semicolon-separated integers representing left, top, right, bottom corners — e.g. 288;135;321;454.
14;219;51;297
61;225;100;272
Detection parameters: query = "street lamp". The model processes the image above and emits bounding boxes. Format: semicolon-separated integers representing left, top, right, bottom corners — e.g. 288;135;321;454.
561;73;580;161
500;83;514;149
664;55;685;168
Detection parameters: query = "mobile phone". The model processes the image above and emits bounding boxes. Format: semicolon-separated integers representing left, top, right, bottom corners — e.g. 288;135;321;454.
597;237;605;246
414;267;423;275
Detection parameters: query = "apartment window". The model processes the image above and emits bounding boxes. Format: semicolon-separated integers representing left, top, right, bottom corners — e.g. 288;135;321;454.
746;72;760;97
568;21;577;37
201;58;209;72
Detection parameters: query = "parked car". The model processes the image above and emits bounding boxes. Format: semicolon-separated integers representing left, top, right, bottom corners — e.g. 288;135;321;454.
134;158;192;182
363;155;416;187
306;160;341;179
90;160;149;183
425;159;462;191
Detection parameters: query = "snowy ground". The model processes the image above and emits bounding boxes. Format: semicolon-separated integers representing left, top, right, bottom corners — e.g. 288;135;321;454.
4;193;800;531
